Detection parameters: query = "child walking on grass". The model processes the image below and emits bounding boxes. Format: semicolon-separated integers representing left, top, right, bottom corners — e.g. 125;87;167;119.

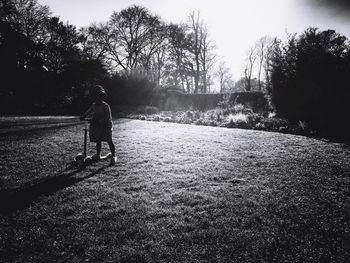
81;85;117;166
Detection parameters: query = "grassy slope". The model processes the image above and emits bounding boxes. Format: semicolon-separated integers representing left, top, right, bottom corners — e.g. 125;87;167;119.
0;119;350;262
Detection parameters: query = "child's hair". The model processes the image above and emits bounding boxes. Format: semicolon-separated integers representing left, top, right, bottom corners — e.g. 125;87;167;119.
92;85;107;100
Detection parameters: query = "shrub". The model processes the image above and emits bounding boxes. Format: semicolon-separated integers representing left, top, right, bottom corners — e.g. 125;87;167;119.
144;106;159;115
222;113;249;128
186;111;193;118
194;111;202;119
278;126;288;133
226;113;248;124
194;118;204;125
151;115;160;121
135;105;159;115
217;93;232;109
128;103;276;133
205;109;223;121
175;112;193;124
219;104;254;116
260;117;289;131
208;120;219;127
255;122;266;130
233;104;245;113
233;92;270;113
247;113;262;124
293;120;311;135
268;112;276;118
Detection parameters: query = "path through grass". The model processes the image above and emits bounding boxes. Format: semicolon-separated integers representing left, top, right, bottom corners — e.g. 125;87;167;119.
0;119;350;262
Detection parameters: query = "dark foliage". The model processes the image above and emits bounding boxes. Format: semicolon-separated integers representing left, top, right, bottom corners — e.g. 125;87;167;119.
102;73;157;109
269;28;350;140
0;0;108;115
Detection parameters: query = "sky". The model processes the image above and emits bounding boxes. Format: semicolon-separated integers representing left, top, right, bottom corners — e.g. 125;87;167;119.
37;0;350;81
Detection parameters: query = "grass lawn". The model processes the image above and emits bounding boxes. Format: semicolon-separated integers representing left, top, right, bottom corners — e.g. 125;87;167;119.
0;116;79;134
0;118;350;262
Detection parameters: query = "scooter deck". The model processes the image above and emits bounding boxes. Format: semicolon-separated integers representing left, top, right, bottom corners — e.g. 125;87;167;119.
99;153;113;161
85;153;116;165
86;153;112;163
75;153;116;169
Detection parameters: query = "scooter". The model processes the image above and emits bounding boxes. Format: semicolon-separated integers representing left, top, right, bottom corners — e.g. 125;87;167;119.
74;120;92;168
74;119;113;168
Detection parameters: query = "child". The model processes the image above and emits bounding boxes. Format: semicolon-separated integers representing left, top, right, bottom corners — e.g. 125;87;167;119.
81;85;117;165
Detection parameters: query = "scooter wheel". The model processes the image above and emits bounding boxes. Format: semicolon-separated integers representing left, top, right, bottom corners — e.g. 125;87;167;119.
83;156;92;165
74;153;84;162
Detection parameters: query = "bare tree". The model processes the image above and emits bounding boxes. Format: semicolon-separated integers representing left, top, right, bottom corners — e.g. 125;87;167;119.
186;11;217;93
234;77;248;92
6;0;50;42
215;60;233;93
226;78;236;92
186;11;202;93
165;23;189;91
139;23;168;70
80;23;109;61
149;38;168;87
199;24;216;93
244;45;258;91
255;36;273;91
106;5;166;72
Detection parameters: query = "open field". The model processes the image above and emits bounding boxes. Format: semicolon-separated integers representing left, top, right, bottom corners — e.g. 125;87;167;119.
1;118;350;262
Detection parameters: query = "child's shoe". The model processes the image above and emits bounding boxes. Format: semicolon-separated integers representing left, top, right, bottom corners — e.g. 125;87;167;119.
110;156;117;166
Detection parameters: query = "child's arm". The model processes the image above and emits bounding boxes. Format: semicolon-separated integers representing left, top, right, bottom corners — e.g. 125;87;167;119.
80;106;93;120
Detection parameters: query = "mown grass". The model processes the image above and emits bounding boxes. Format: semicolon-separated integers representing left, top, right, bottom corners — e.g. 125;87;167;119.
0;119;350;262
0;116;80;134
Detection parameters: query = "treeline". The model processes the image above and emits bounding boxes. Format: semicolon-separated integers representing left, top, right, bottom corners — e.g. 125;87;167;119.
0;0;219;114
267;28;350;139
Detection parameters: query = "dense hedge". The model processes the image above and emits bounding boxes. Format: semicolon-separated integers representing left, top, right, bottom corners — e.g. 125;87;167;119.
269;28;350;140
155;90;269;112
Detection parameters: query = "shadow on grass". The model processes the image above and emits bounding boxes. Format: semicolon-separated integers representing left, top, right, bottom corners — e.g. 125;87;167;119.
0;163;112;215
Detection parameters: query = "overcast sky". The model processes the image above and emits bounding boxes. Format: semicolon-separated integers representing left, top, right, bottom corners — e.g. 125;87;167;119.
38;0;350;81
